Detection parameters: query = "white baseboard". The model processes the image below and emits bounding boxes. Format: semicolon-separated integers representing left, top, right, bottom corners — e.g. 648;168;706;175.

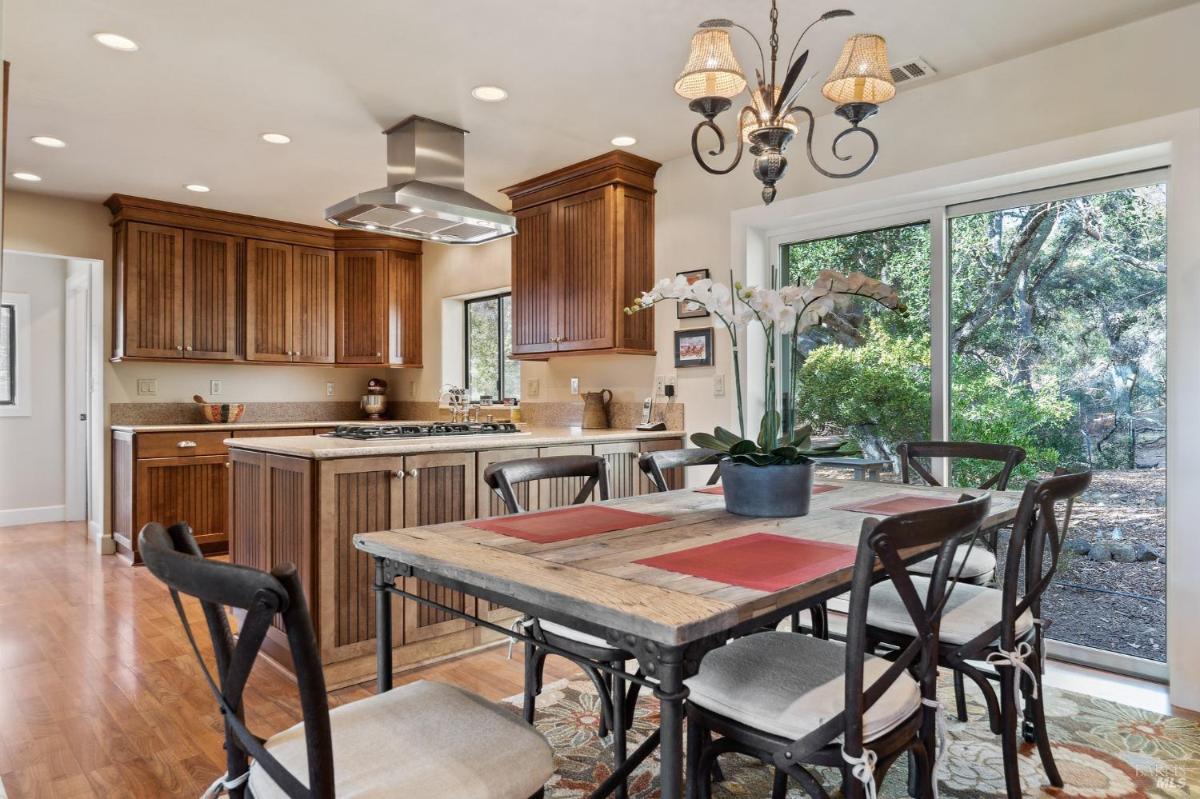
0;505;66;527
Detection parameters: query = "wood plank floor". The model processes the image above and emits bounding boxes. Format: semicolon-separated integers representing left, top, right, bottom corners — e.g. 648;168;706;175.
0;521;1186;797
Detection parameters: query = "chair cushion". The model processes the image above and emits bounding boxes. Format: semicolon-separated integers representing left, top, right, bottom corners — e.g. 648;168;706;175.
859;576;1034;646
684;632;920;743
907;546;996;581
247;680;553;799
538;619;623;652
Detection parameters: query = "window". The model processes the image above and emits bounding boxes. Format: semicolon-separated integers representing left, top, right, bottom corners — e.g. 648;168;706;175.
0;292;31;416
465;293;520;402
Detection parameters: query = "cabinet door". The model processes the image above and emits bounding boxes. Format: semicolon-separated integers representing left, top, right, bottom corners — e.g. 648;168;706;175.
402;452;477;643
182;230;238;360
557;187;614;351
292;247;336;364
535;444;596;509
135;455;229;553
124;222;185;358
336;251;387;364
245;239;294;362
510;202;559;355
474;448;539;622
594;441;641;499
387;251;422;366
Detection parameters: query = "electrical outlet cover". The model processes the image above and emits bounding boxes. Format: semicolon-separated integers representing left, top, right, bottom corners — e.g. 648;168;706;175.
570;377;580;395
136;378;157;397
713;374;725;397
527;378;540;398
209;379;223;395
326;382;335;397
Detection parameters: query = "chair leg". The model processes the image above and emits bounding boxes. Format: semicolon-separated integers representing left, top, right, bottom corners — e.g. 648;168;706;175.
1026;653;1062;787
790;610;801;633
771;768;788;799
953;669;968;722
610;662;628;799
685;710;702;799
812;602;830;640
709;730;725;783
910;742;934;799
522;640;539;725
998;671;1024;799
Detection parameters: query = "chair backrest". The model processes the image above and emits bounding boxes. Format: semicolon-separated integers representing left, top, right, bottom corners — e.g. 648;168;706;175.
483;455;609;514
139;522;333;799
977;469;1092;655
786;493;991;763
897;440;1026;490
637;447;722;493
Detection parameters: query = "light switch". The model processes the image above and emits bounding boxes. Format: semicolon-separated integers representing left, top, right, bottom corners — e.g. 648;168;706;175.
713;374;725;397
570;377;580;395
326;382;336;397
527;378;540;398
136;378;157;397
209;379;223;395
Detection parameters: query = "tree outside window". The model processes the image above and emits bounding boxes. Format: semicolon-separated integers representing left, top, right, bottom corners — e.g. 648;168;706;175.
465;293;520;402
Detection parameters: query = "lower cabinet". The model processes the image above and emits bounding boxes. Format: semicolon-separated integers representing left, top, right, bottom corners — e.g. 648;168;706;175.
594;441;642;499
534;444;595;509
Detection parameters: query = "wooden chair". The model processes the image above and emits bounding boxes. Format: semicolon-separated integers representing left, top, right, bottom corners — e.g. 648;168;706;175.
637;447;722;493
685;493;992;799
483;455;636;799
861;469;1092;799
138;522;553;799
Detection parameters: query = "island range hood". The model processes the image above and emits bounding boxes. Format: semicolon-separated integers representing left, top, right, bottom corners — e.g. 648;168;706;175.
325;116;517;245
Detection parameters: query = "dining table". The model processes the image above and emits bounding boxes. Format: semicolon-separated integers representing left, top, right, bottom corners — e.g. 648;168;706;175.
353;477;1022;799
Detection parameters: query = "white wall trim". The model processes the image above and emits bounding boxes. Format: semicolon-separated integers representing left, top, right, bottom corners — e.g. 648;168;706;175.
0;505;66;527
0;292;32;417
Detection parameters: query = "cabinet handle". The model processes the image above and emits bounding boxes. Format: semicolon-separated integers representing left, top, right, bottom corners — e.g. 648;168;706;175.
408;468;419;479
394;469;406;480
225;461;231;469
375;352;382;357
177;440;198;448
185;346;193;352
176;345;184;352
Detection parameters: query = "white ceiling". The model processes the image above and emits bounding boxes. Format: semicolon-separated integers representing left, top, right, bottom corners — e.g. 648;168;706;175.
4;0;1193;225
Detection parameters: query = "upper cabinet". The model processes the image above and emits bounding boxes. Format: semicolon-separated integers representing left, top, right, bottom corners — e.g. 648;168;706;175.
106;195;422;368
501;151;660;359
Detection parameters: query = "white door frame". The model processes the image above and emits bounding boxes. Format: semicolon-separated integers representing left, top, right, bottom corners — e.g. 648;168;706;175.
64;269;89;521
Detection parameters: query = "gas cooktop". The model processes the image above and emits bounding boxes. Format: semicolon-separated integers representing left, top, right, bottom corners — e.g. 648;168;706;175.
328;422;522;440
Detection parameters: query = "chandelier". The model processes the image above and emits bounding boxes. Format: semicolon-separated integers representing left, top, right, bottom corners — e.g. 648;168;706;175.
674;1;895;204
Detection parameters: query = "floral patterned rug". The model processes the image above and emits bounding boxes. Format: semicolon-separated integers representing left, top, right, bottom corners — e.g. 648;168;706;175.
507;673;1199;798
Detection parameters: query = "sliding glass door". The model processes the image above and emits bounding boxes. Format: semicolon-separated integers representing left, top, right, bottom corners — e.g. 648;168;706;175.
949;176;1168;665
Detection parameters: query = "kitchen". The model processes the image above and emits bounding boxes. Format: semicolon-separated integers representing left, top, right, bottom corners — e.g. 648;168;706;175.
2;1;1200;797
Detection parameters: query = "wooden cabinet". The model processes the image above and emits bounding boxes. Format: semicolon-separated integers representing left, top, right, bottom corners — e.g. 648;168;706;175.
639;438;685;493
335;251;387;364
501;151;660;359
534;444;596;509
106;195;422;367
595;441;642;499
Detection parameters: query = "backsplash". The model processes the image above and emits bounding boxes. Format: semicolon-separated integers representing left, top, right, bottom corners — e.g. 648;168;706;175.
110;400;686;429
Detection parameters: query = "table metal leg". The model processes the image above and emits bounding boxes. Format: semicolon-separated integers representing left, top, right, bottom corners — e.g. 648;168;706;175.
653;650;687;799
374;556;393;693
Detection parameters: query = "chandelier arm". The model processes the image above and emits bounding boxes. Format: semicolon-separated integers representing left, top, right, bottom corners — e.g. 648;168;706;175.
690;116;747;176
785;16;825;72
787;105;881;179
726;21;768;84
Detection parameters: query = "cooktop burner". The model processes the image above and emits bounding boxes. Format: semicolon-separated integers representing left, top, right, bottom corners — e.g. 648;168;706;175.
329;422;521;440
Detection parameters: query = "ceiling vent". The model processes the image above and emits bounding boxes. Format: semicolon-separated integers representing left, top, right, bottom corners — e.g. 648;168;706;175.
889;56;937;88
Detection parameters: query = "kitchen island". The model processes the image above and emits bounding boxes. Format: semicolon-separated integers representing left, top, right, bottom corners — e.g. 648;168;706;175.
226;426;685;687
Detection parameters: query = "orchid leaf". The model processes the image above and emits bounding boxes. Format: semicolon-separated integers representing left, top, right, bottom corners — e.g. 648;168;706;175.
757;409;781;450
690;432;729;452
729;439;759;456
713;427;743;447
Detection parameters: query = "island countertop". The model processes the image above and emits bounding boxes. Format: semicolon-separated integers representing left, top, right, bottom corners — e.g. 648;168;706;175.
222;426;687;459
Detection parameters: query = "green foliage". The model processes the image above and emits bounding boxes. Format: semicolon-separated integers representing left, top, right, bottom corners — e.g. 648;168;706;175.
691;424;859;467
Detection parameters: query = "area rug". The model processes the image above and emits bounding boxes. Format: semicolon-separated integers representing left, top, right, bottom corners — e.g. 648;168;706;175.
507;673;1199;798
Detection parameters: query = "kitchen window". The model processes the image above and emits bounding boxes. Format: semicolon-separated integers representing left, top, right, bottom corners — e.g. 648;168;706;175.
464;292;519;402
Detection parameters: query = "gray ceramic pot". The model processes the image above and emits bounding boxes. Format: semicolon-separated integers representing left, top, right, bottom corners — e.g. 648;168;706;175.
720;458;814;517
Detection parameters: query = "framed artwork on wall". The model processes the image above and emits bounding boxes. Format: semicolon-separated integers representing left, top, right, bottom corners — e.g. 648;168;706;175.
676;268;710;318
674;327;714;368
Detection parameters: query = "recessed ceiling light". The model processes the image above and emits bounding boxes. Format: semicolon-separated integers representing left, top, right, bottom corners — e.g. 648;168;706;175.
364;223;378;230
261;132;291;144
12;172;42;182
184;184;210;193
611;135;637;147
471;85;508;102
408;207;424;214
92;32;139;52
31;136;67;148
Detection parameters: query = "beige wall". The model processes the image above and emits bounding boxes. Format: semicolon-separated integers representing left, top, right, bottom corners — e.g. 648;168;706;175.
0;253;67;517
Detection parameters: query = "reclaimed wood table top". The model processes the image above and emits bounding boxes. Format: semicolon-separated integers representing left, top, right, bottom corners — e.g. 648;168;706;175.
354;478;1022;647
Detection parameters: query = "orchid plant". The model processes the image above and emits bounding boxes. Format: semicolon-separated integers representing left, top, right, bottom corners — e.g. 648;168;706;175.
625;271;905;466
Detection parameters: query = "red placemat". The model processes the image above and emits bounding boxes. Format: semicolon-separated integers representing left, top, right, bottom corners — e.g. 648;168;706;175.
467;505;671;543
636;533;857;592
695;483;841;496
832;493;957;516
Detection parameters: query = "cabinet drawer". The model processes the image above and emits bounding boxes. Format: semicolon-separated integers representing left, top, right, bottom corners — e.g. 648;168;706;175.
231;428;314;438
137;431;229;458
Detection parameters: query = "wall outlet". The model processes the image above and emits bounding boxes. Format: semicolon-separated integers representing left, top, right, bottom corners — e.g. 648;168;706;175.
713;374;726;397
326;381;335;397
570;377;580;395
209;379;223;396
526;378;540;398
136;378;157;397
654;376;666;396
408;380;416;399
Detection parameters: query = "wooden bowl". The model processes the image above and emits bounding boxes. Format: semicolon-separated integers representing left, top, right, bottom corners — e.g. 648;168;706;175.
199;402;246;423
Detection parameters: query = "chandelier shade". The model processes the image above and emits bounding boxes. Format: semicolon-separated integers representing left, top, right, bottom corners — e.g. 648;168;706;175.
821;34;896;105
674;28;748;100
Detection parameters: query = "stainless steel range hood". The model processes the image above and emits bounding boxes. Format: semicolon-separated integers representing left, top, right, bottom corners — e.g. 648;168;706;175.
325;116;516;245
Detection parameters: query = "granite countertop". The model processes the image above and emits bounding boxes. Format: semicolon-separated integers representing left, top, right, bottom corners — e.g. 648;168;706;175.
111;420;369;433
222;426;687;460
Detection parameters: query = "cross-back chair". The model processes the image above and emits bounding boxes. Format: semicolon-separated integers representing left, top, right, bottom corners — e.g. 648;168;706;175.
685;493;992;799
483;455;641;799
861;469;1092;799
637;447;722;493
138;522;553;799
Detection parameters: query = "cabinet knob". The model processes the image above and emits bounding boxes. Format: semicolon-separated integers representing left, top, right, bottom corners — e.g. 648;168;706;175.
177;440;197;448
394;469;405;480
408;468;419;479
375;352;382;357
225;461;231;469
176;345;184;352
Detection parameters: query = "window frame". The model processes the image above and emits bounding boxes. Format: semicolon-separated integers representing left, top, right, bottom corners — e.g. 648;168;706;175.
0;292;32;417
463;291;515;402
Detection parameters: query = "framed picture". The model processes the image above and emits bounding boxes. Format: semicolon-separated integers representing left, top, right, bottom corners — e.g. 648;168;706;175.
676;268;710;319
674;327;714;368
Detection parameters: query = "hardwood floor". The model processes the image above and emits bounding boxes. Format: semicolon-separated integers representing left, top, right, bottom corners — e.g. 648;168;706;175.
0;521;1187;797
